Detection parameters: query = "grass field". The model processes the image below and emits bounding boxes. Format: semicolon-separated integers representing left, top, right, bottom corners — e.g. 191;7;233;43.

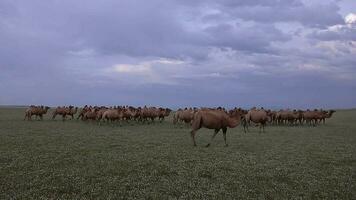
0;108;355;199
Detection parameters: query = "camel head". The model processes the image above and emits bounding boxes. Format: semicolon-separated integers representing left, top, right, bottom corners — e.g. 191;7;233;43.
327;110;336;118
228;109;244;128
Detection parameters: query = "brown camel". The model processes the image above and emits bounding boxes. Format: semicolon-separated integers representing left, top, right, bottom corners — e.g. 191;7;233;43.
83;108;99;121
319;110;336;124
158;108;171;122
244;108;268;133
96;107;109;122
66;107;78;120
190;109;242;147
174;108;195;126
52;106;74;121
302;109;331;126
102;109;122;124
24;105;50;120
278;110;302;125
77;105;90;120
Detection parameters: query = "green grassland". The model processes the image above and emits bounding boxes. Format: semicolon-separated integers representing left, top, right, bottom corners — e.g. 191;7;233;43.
0;108;355;199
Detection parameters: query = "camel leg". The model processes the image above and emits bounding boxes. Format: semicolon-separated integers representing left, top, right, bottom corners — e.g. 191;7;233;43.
190;130;197;147
259;123;262;134
222;128;228;147
206;129;219;147
242;118;247;133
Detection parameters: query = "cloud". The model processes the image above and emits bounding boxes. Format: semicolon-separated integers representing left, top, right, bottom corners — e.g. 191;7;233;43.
345;13;356;24
309;12;356;41
0;0;355;108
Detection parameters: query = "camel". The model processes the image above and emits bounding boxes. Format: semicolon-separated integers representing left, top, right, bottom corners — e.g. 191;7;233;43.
66;107;78;120
173;109;183;124
24;105;50;120
278;110;303;125
101;109;122;125
83;108;99;121
158;108;171;122
96;107;109;122
24;105;39;120
140;106;150;122
52;106;74;121
244;108;268;133
268;110;277;124
122;107;137;122
132;107;142;121
319;110;336;124
77;105;91;120
139;106;159;123
190;109;242;147
173;108;195;126
302;110;318;126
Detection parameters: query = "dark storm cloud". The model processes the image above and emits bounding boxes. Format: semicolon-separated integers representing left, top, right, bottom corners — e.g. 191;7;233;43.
0;0;355;108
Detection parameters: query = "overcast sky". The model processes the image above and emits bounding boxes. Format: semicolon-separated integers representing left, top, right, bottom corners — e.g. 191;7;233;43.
1;0;355;109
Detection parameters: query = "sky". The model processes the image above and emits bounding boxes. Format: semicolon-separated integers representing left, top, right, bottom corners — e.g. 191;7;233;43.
0;0;355;109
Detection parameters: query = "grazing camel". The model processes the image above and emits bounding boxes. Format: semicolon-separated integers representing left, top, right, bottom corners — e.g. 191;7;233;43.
244;108;268;133
190;109;242;147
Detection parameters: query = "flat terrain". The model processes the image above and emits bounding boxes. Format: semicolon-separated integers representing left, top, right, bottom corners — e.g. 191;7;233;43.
0;108;355;199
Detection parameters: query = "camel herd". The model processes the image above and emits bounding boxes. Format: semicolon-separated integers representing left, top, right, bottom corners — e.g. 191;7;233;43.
24;105;335;147
173;107;335;146
24;105;171;124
